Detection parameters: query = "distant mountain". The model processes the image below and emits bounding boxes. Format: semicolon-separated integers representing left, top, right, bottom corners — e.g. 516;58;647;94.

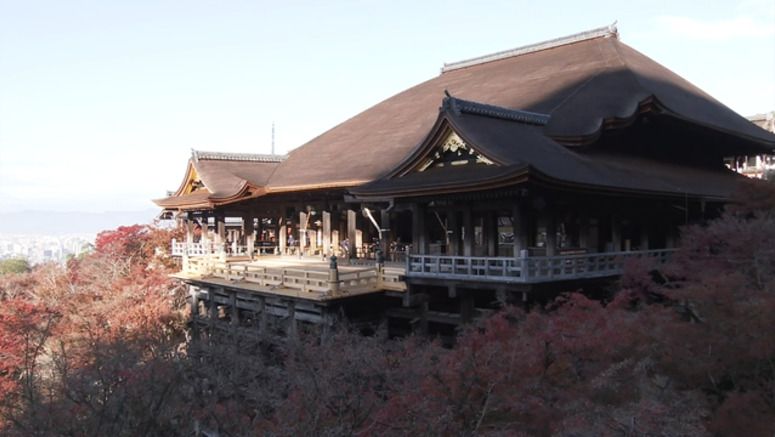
0;209;162;236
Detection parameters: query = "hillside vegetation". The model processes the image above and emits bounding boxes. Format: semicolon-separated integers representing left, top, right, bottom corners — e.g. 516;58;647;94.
1;182;773;436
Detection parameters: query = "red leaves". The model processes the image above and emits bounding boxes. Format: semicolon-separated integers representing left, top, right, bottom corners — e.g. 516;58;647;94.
0;299;57;403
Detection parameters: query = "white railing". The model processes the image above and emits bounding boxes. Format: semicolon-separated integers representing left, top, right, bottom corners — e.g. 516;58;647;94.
171;240;224;256
407;249;676;283
407;255;523;283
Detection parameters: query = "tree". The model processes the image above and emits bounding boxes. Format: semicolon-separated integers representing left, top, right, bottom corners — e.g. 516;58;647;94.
0;259;30;275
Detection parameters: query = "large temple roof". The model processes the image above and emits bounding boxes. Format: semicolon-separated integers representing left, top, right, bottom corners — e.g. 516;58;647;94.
154;150;285;210
352;97;749;200
266;24;775;193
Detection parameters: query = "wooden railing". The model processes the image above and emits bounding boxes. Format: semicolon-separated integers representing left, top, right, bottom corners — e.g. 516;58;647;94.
185;259;405;296
172;240;279;257
171;240;223;256
407;255;523;283
407;249;676;284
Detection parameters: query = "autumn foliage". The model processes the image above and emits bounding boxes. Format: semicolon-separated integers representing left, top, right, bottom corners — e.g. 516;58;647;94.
1;182;774;436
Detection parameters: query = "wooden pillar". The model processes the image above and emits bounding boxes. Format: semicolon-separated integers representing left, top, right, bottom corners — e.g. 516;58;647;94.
229;290;239;329
279;222;287;254
512;203;528;257
200;214;210;245
463;206;473;257
447;209;459;256
299;211;308;256
611;214;622;252
322;211;331;257
214;214;225;248
244;216;255;258
412;204;426;255
380;209;391;256
460;293;475;323
640;221;650;250
287;301;297;339
185;219;194;244
257;296;267;337
347;209;357;259
486;211;497;257
417;302;429;335
578;216;590;250
189;286;200;340
666;225;676;249
208;287;219;331
545;213;557;256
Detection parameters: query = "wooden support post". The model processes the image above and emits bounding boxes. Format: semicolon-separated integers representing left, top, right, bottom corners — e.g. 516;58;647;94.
447;210;458;256
215;214;225;247
258;296;267;337
487;211;497;257
299;211;308;256
578;216;590;250
200;214;210;246
512;203;527;257
229;290;239;328
611;214;622;252
412;204;427;255
640;221;650;250
321;311;332;342
380;208;391;256
189;286;200;341
244;217;255;258
347;209;357;259
287;301;297;340
545;214;557;256
322;211;331;257
185;219;194;244
418;302;429;335
208;287;218;333
279;223;287;254
463;206;473;257
460;293;474;323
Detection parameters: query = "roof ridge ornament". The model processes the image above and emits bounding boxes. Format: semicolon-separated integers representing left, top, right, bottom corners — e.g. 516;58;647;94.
441;22;619;73
442;90;461;115
442;96;550;125
192;150;288;162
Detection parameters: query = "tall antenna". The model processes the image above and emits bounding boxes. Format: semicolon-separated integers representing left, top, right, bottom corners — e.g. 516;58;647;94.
271;122;275;155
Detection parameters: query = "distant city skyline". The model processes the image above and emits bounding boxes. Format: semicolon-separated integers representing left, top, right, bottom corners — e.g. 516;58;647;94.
1;0;773;213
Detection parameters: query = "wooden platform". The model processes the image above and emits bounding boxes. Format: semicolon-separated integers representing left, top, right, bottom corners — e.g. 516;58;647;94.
174;255;406;302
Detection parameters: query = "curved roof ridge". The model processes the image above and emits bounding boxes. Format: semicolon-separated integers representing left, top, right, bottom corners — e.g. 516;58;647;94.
443;95;550;125
441;22;618;73
192;149;287;163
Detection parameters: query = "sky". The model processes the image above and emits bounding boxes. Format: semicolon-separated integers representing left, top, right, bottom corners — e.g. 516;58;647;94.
1;0;773;214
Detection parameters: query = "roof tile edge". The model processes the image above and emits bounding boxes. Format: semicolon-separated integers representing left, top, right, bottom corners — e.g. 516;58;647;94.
441;22;619;73
192;150;287;163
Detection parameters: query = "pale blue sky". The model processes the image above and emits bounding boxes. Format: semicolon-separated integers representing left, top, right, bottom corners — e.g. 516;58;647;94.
1;0;773;213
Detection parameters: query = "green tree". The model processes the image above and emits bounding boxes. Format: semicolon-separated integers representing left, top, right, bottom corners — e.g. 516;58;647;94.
0;259;30;275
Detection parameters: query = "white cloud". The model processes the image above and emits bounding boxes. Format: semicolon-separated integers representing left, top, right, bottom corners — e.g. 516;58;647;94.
657;15;775;40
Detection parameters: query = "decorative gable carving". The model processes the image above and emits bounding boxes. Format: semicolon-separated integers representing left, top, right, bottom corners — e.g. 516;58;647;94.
416;131;495;172
180;165;207;195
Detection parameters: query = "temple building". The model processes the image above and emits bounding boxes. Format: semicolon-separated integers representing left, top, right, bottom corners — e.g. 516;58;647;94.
155;24;775;342
727;112;775;179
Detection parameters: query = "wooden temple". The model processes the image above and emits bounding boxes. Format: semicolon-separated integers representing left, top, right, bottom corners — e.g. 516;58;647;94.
155;24;775;342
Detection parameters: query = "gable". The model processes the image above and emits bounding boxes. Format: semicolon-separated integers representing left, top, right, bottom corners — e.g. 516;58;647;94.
177;162;209;196
414;131;496;173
